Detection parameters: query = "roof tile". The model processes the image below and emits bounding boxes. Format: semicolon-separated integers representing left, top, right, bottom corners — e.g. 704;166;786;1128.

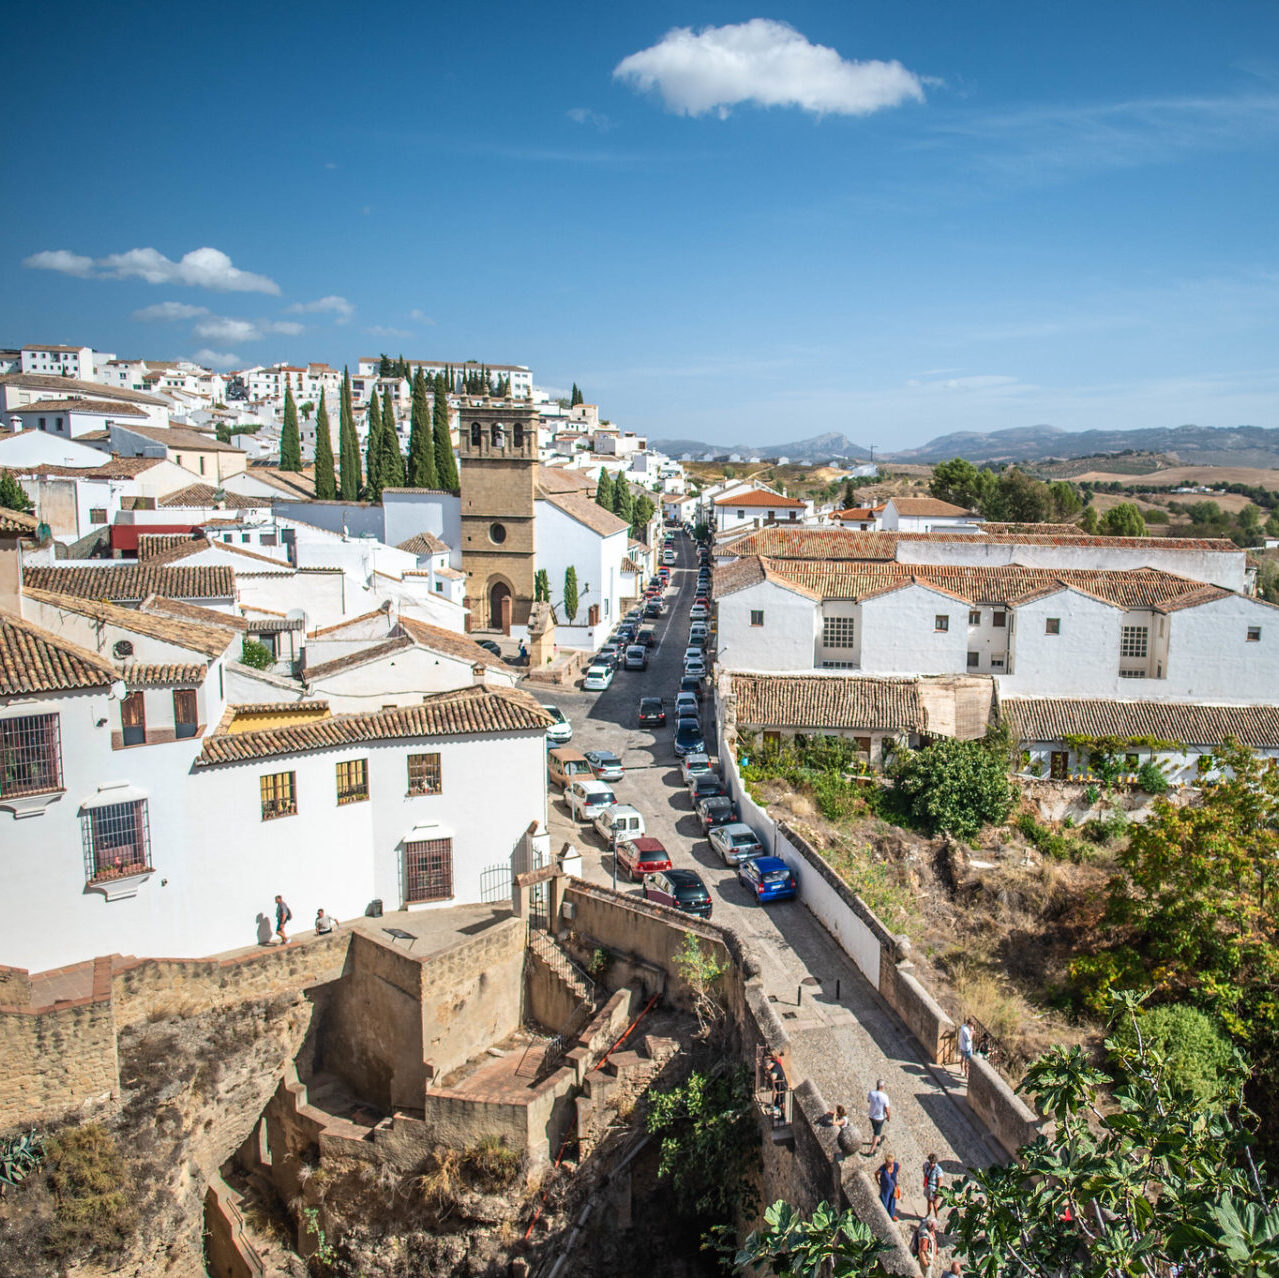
1002;698;1279;749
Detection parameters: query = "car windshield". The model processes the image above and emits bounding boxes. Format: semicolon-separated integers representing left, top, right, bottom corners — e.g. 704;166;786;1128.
704;798;730;811
676;727;701;743
590;791;616;806
593;753;620;766
675;885;709;901
543;707;565;723
641;699;661;711
762;869;790;883
732;833;759;846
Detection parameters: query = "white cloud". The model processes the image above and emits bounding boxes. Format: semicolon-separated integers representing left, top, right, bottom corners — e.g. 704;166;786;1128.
23;249;95;277
23;244;279;293
614;19;926;118
192;349;242;370
265;320;304;336
286;294;354;320
132;301;209;322
364;324;413;339
195;317;260;343
567;107;614;131
408;308;436;325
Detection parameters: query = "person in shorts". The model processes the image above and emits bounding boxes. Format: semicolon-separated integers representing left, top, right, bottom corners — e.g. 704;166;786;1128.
958;1018;974;1078
867;1080;891;1154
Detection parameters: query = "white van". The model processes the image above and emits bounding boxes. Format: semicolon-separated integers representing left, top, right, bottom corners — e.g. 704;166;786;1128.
592;803;646;846
566;779;618;822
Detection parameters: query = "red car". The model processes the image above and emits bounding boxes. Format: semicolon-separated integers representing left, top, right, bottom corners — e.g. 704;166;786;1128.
615;837;672;883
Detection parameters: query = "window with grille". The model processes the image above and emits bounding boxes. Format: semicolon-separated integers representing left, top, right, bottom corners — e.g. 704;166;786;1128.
1045;618;1061;635
89;508;107;524
1120;626;1149;659
934;615;949;632
82;800;151;881
822;616;856;648
0;714;63;797
335;758;369;804
405;837;453;903
407;753;442;795
173;690;198;739
750;610;764;627
260;771;297;820
121;691;146;746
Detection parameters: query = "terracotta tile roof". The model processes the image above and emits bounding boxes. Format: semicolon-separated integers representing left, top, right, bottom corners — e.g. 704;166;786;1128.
303;636;414;680
396;615;506;669
621;557;643;574
138;533;202;561
831;507;879;521
160;484;267;509
980;522;1082;536
887;497;973;517
536;467;599;494
730;672;926;732
436;565;464;579
713;488;807;508
896;530;1240;552
1002;698;1279;749
539;489;628;537
194;685;554;767
0;374;168;406
12;397;149;418
243;466;317;499
6;457;163;480
122;661;207;687
726;528;900;560
0;507;39;536
24;562;235;603
307;609;386;637
396;530;450;555
141;595;250;631
230;700;330;716
0;613;114;694
112;422;245;454
23;587;238;657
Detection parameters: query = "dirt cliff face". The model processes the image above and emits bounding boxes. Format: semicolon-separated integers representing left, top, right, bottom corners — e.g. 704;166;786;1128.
0;990;318;1277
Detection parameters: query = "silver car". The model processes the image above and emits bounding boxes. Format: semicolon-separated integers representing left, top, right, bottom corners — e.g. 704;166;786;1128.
708;822;765;866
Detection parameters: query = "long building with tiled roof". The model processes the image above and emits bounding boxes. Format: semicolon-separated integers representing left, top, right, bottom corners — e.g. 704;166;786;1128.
23;562;236;605
0;612;114;694
1003;697;1279;750
730;672;925;733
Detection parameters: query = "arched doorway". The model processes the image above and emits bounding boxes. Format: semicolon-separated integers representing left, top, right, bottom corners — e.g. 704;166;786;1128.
489;581;512;634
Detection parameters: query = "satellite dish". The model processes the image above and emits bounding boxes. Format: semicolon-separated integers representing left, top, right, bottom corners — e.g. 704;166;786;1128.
109;680;128;701
285;608;306;628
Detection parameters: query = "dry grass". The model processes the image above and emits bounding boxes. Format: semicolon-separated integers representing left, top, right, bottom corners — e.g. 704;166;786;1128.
408;1147;464;1209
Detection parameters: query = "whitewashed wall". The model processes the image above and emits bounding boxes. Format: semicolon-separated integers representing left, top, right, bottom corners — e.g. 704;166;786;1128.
858;585;968;675
715;580;817;671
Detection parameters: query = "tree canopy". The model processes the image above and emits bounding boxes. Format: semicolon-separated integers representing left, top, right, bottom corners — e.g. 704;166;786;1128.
407;368;438;488
0;469;32;512
1101;502;1147;537
563;566;579;622
312;391;335;499
595;467;613;510
432;373;459;492
278;386;301;471
893;736;1015;838
338;366;360;500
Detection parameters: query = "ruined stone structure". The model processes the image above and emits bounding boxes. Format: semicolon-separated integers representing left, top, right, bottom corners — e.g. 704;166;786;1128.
457;399;540;632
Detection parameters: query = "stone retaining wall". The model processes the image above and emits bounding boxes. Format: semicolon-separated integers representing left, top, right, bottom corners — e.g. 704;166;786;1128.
967;1055;1049;1156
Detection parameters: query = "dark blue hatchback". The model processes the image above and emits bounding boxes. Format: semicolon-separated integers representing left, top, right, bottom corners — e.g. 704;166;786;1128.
737;856;798;904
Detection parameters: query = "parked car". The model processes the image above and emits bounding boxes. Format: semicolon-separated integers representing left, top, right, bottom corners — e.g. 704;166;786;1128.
637;625;657;649
615;836;672;883
663;549;676;565
643;868;712;918
638;697;667;727
673;717;705;757
683;646;703;665
565;778;618;822
709;822;765;866
688;623;708;646
674;691;699;721
680;751;713;785
597;643;622;668
684;656;708;678
679;674;704;701
690;604;708;622
583;749;624;783
583;664;615;691
625;607;643;624
644;600;663;619
737;856;799;904
624;644;649;671
476;639;504;658
592;803;646;847
548;747;593;790
540;704;572;744
695;794;738;833
688;771;728;805
615;624;637;645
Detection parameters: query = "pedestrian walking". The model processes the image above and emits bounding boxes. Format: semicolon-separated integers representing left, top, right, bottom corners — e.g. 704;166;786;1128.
877;1152;901;1221
913;1217;938;1272
314;908;337;935
866;1079;891;1154
958;1018;974;1078
274;894;293;945
923;1153;943;1217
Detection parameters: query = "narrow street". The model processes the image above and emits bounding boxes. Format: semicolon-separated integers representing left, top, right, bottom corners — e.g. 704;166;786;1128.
540;533;1003;1224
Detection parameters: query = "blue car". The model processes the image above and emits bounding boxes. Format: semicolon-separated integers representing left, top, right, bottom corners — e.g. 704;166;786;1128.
673;717;705;757
737;856;798;904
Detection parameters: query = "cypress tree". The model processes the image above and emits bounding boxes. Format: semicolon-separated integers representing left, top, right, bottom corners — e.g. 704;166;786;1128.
365;392;383;501
612;476;632;524
338;366;360;500
380;386;405;488
571;383;583;406
407;368;437;488
313;391;336;499
595;468;613;509
563;566;579;622
279;385;302;471
433;373;459;492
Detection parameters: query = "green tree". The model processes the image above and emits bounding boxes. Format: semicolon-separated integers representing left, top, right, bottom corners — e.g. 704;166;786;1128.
407;368;438;488
0;469;32;512
571;382;583;406
946;991;1279;1278
279;385;302;471
1080;505;1100;534
312;391;336;499
433;373;459;492
841;478;860;509
893;736;1014;838
380;386;404;488
929;457;996;512
631;493;656;540
240;638;274;669
612;476;633;524
735;1200;890;1278
364;391;383;501
1101;502;1147;537
985;467;1054;523
534;569;550;603
563;566;579;622
595;467;613;509
338;366;360;500
1048;480;1083;520
1109;1003;1237;1107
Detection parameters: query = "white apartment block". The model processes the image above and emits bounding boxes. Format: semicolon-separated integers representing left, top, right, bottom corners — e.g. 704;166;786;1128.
355;357;533;399
20;344;106;380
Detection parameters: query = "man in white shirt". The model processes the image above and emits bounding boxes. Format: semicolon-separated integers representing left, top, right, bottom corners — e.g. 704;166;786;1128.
867;1079;891;1154
958;1018;974;1078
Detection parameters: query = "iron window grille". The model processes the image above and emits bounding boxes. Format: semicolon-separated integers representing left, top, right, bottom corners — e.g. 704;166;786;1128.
822;616;856;649
1120;626;1149;659
335;758;369;804
82;799;151;882
407;753;442;796
1;713;63;797
405;837;453;903
260;772;297;820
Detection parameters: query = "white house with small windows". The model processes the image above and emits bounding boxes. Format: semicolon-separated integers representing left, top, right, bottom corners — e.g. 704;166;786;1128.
879;496;980;532
710;487;810;534
20;345;101;380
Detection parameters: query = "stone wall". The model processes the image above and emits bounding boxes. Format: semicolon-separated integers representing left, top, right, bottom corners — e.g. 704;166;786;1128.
967;1055;1049;1157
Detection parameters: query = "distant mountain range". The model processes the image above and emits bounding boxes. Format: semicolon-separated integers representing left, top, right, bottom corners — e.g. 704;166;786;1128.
650;424;1279;468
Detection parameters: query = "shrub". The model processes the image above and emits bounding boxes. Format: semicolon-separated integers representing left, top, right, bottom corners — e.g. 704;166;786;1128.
1108;1003;1237;1106
1085;804;1129;845
462;1136;523;1191
1067;948;1146;1015
44;1124;138;1260
1084;783;1101;806
1137;760;1170;795
239;638;274;670
893;737;1014;838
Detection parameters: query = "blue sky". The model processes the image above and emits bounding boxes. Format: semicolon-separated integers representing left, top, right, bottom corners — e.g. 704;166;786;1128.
6;1;1279;448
